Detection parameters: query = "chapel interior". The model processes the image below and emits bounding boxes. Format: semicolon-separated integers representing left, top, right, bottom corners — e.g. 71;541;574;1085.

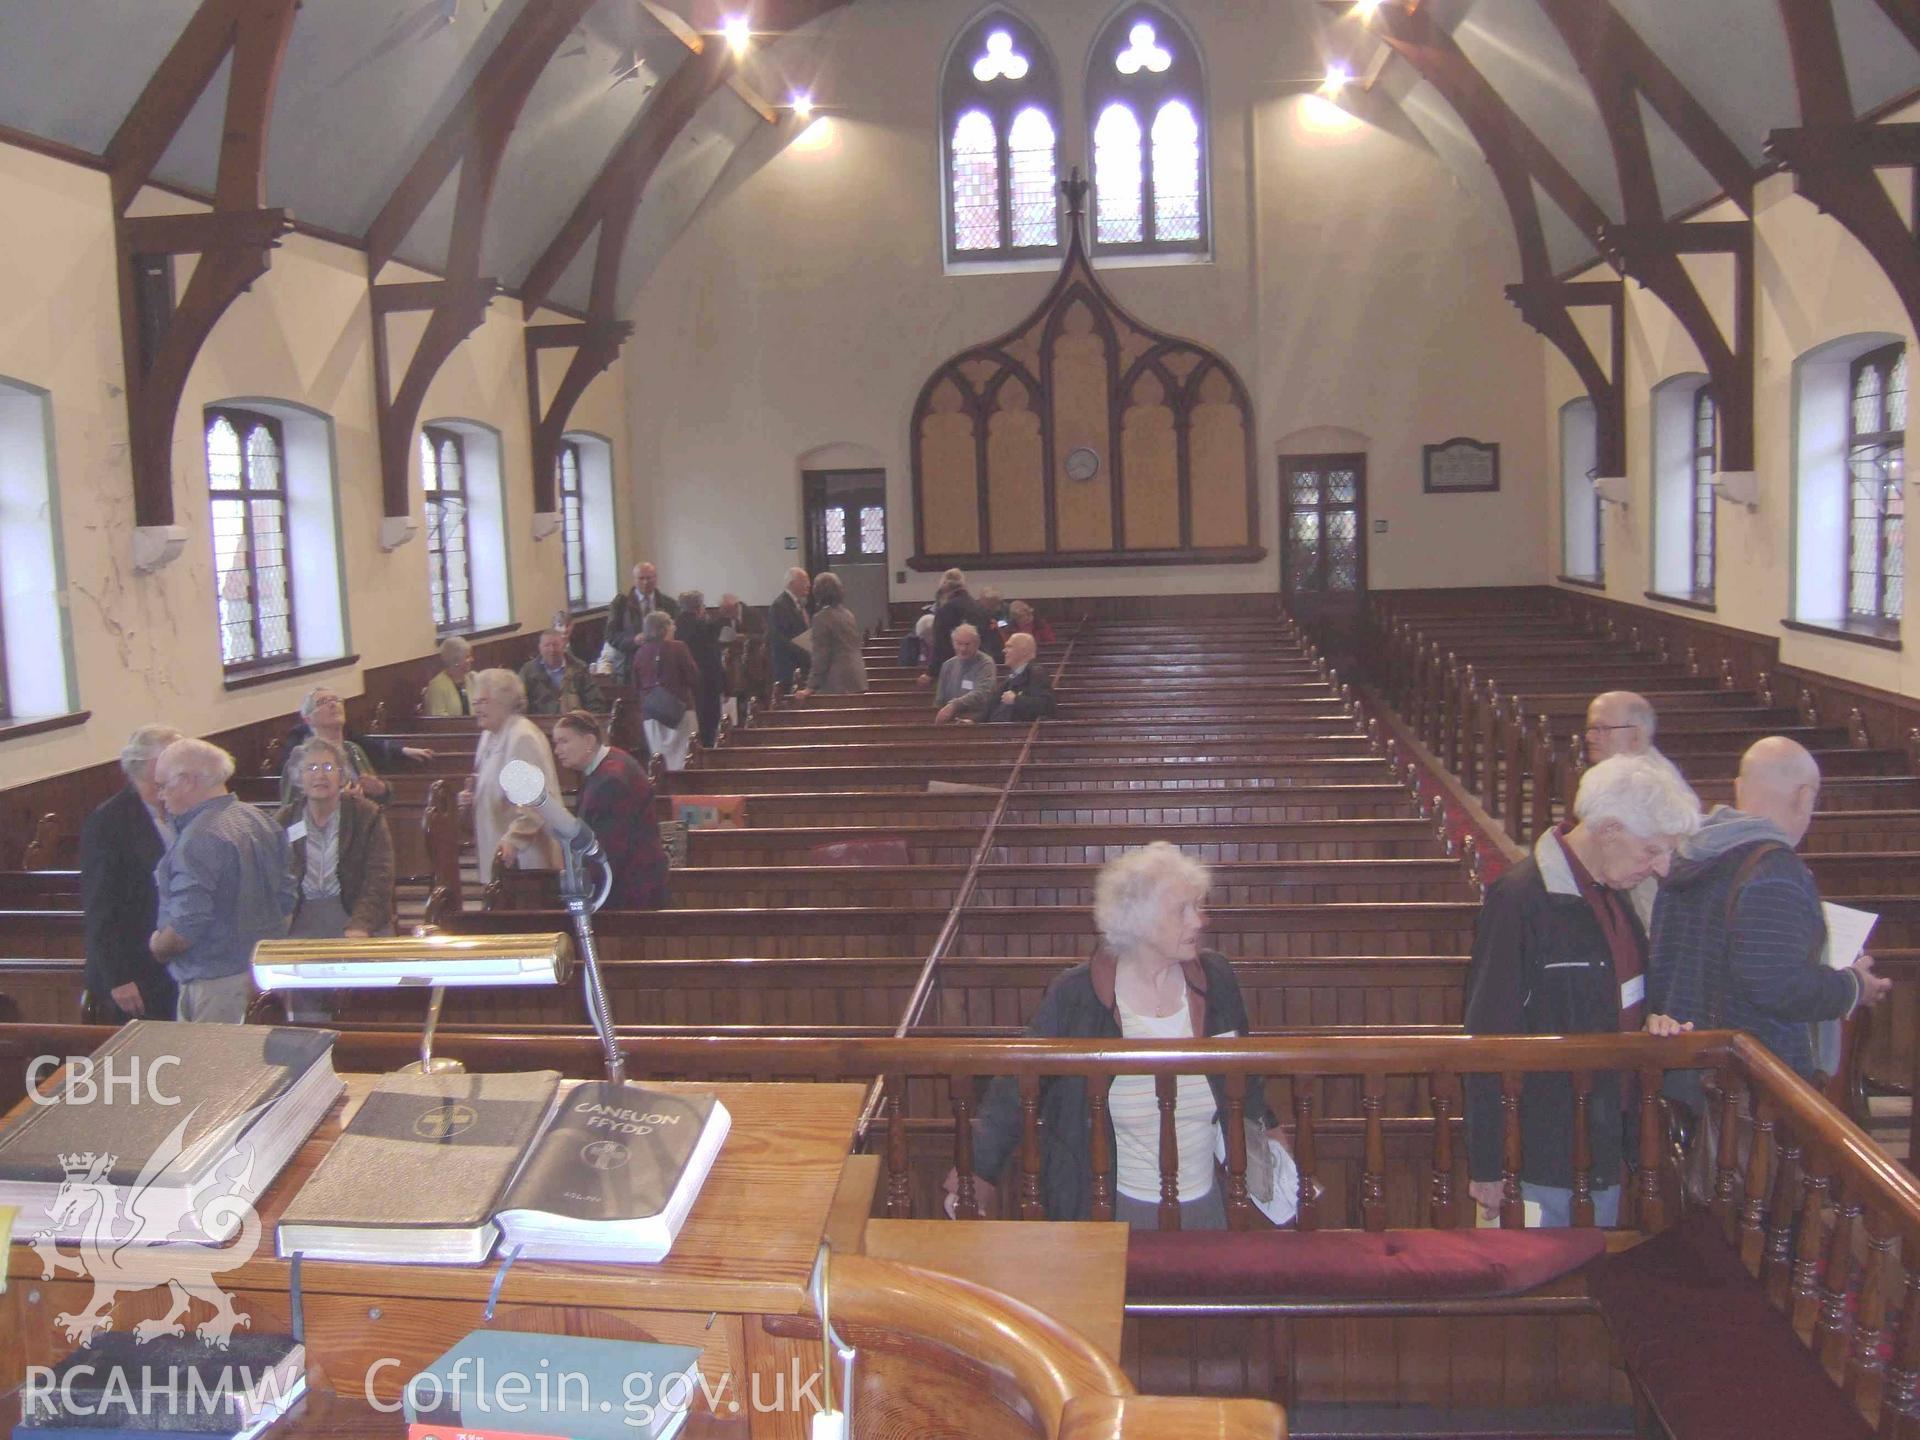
4;0;1920;1436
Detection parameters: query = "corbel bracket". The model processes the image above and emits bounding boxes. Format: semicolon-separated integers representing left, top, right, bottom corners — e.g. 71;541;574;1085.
1504;280;1627;478
1766;123;1920;340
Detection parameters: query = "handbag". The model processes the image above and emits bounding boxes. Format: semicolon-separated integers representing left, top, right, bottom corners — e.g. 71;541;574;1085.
636;643;690;727
1673;843;1786;1207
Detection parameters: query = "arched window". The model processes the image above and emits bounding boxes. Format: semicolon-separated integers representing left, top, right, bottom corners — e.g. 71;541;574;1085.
559;439;586;611
1848;344;1906;623
420;426;473;632
205;407;294;672
1;376;76;723
941;10;1063;264
1559;398;1602;584
560;430;618;613
1087;6;1208;257
1691;388;1718;599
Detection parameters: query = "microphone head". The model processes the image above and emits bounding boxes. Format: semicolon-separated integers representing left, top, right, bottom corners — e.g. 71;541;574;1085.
499;758;549;807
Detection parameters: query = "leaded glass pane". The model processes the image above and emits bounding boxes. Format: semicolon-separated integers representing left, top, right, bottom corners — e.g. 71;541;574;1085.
1150;100;1201;243
250;498;292;659
438;437;464;494
1008;107;1058;249
1891;351;1909;432
1854;362;1883;434
825;505;847;557
419;432;437;491
1326;510;1357;591
1289;470;1321;506
245;424;281;492
560;446;585;608
952;110;1001;252
1850;451;1886;617
1327;469;1356;504
1287;511;1319;592
973;28;1030;83
1094;103;1143;245
212;496;254;665
859;504;886;555
207;416;241;488
1115;21;1172;75
1693;389;1716;598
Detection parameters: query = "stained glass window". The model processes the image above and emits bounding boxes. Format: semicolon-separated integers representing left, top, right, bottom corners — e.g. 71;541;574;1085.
205;408;295;672
1691;387;1717;601
1087;8;1208;257
1283;459;1364;596
559;439;586;610
942;13;1062;263
1094;104;1144;245
1847;345;1906;624
859;504;886;555
825;506;847;558
422;426;473;632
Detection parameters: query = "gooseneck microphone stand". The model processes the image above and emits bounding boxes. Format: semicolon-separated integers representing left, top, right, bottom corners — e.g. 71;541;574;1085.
556;826;623;1085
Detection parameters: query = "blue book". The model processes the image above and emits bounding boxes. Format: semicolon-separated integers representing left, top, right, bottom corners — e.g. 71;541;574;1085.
403;1331;700;1440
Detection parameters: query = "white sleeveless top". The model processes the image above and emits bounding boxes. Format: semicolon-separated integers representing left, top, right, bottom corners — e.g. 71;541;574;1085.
1109;997;1216;1203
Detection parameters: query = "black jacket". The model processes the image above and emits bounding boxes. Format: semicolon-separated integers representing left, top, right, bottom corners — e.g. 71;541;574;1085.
79;786;176;1017
609;587;676;655
927;589;1002;676
973;950;1274;1219
1462;833;1637;1191
769;589;810;687
991;663;1057;722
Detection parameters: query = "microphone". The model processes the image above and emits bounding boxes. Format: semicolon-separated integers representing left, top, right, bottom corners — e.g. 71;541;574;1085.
499;758;595;857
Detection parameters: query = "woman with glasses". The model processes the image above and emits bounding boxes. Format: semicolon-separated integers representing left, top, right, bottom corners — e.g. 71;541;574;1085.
273;736;395;1020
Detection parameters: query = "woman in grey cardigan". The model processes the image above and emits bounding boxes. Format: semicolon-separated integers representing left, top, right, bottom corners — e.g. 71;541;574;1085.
797;571;867;695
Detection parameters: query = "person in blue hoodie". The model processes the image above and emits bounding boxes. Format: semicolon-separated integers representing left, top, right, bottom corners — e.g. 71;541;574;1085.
1646;736;1891;1096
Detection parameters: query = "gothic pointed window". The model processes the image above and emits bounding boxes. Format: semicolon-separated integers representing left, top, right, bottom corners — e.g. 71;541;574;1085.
942;11;1063;264
421;426;473;632
1847;344;1906;624
1087;6;1209;258
206;407;295;672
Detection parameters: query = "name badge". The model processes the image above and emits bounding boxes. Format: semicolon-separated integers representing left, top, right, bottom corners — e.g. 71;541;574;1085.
286;820;307;843
1621;974;1646;1009
961;680;975;691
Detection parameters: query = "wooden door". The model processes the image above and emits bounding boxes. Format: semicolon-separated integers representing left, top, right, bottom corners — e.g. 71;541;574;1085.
802;468;890;632
1280;452;1367;646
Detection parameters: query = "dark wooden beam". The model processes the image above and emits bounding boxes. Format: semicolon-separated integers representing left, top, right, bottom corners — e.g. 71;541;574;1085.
364;0;599;275
370;278;502;314
1869;0;1920;57
1375;4;1625;474
103;0;301;537
1539;0;1755;471
367;0;600;519
1770;0;1920;341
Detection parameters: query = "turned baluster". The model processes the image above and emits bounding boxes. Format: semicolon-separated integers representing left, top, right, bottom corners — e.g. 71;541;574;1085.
1500;1071;1525;1229
1156;1074;1182;1231
1637;1067;1666;1232
1441;655;1463;772
1017;1073;1044;1220
1360;1072;1387;1231
1817;1178;1864;1371
952;1085;978;1219
886;1076;911;1217
1503;702;1527;838
1846;1206;1896;1418
1089;1078;1115;1222
1881;1269;1920;1437
1712;1073;1745;1241
1223;1074;1252;1230
1685;643;1701;677
1740;1095;1776;1272
1763;1121;1804;1312
1850;706;1873;749
1793;1165;1834;1320
1429;1089;1455;1227
1293;1080;1320;1231
1570;1072;1594;1228
1459;671;1480;789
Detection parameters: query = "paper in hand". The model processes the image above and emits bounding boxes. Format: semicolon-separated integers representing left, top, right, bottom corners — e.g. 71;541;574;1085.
1822;901;1878;970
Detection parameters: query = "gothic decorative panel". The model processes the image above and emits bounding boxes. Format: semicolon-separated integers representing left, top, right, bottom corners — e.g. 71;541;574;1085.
909;173;1261;570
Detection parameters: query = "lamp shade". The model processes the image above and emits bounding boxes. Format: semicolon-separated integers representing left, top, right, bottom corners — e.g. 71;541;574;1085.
252;932;575;991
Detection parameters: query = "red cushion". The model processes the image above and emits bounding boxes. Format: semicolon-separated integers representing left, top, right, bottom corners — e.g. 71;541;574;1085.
808;838;911;866
1590;1213;1870;1440
1125;1227;1606;1300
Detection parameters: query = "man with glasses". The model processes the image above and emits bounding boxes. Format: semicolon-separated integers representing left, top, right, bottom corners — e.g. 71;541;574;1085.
1585;691;1678;772
149;738;295;1023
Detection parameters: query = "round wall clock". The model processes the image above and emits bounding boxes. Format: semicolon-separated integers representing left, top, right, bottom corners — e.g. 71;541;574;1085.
1064;446;1101;482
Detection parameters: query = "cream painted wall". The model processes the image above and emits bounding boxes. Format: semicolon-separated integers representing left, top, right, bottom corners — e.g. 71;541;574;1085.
1540;122;1920;697
0;141;627;788
621;0;1550;610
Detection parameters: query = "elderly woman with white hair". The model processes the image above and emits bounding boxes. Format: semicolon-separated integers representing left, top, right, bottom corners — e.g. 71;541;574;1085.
423;634;477;716
955;843;1285;1229
464;668;562;883
1463;752;1701;1229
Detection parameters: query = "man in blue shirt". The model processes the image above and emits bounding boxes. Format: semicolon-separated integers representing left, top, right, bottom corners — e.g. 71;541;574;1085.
149;738;295;1023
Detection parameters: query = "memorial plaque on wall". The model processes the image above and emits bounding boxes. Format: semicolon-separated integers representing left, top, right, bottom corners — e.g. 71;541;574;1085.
1422;437;1500;494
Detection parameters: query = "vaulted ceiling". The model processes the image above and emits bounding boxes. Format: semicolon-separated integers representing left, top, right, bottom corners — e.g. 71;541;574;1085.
1;1;1915;306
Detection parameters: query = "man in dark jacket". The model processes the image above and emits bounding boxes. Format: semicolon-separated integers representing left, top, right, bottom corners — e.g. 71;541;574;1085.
607;562;676;681
919;568;1002;687
950;632;1057;722
1648;737;1890;1089
769;567;811;690
1463;754;1700;1227
674;590;727;746
80;725;183;1021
